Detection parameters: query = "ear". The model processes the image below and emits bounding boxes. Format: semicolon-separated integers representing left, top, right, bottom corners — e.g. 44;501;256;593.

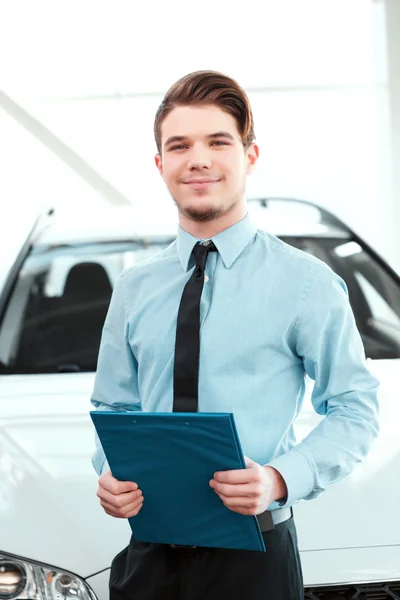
155;153;164;178
246;143;259;175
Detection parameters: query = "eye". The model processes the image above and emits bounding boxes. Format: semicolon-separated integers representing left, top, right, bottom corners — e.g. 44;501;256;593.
169;145;187;151
211;141;229;147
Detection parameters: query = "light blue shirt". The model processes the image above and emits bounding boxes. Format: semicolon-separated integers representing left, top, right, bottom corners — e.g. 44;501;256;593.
91;213;379;510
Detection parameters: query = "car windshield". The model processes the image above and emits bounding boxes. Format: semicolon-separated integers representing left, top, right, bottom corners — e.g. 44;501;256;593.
0;240;171;374
0;235;399;374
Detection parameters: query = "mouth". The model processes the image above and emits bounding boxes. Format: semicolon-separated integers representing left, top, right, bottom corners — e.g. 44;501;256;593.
183;179;221;190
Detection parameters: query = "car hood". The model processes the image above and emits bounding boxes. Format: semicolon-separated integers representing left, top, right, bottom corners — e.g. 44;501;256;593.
0;372;130;578
0;360;399;584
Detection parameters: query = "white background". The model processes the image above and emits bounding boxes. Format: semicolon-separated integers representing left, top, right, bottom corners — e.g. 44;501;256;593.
0;0;397;283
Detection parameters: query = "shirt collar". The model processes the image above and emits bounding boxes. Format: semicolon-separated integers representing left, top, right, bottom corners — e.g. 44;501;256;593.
176;213;257;271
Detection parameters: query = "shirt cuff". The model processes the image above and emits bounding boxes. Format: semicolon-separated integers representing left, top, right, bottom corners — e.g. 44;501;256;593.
91;449;110;477
100;458;110;476
266;449;314;508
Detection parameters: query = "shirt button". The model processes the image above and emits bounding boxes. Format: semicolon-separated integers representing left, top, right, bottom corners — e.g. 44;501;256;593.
204;275;209;282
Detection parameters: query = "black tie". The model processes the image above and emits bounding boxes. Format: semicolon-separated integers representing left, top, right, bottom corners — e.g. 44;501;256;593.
173;241;217;412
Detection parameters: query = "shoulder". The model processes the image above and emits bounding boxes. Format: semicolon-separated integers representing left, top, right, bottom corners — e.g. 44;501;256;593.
256;230;334;275
255;230;346;300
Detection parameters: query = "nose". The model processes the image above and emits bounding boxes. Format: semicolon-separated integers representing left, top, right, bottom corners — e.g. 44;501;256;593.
186;143;212;170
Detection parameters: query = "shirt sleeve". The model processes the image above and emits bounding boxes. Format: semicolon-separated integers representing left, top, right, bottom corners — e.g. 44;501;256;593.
267;263;380;508
90;272;141;476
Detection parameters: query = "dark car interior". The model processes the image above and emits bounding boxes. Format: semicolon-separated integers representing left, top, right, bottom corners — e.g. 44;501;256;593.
13;261;113;372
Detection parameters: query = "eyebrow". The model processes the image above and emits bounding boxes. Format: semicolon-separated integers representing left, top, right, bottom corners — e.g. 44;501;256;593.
164;131;235;147
207;131;235;141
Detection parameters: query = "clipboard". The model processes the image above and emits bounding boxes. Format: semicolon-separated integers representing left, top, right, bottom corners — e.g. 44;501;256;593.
90;411;266;552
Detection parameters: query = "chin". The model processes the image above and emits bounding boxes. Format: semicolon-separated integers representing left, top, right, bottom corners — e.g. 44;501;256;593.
178;199;225;223
184;209;222;222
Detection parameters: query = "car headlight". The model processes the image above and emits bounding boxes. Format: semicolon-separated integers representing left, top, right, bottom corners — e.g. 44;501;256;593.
0;553;96;600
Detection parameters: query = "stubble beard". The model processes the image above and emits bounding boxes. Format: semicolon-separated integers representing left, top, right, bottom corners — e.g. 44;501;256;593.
172;188;244;223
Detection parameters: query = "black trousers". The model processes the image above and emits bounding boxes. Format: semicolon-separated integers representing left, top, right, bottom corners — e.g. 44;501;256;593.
109;517;304;600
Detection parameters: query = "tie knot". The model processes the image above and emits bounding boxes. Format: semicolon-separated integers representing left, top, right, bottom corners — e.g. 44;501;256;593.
193;241;216;269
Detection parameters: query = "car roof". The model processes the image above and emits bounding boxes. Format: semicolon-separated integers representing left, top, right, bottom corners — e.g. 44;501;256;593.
33;198;350;246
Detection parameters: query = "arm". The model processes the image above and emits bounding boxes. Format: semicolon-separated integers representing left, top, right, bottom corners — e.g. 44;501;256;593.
267;264;380;507
91;272;141;476
91;273;144;518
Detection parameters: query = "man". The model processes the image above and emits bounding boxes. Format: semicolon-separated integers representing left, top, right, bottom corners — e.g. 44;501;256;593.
91;70;379;599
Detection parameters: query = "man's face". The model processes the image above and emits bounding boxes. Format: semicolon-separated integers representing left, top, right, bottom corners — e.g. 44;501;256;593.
155;104;258;222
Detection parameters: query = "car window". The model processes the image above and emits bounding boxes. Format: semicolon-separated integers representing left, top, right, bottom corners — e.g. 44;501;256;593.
282;236;400;360
354;273;400;328
0;241;170;373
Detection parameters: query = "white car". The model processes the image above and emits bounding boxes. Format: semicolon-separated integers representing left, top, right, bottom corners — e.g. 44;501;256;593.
0;198;399;600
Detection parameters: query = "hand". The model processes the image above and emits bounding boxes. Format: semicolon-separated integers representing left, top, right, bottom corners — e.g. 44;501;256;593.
209;457;287;516
97;470;144;518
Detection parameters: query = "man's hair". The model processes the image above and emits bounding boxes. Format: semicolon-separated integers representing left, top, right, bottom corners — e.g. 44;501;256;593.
154;70;255;154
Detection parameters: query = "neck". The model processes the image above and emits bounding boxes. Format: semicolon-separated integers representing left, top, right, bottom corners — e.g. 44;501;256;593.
178;203;247;240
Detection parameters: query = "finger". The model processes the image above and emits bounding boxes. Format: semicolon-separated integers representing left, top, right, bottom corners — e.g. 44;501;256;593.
217;493;259;509
210;481;262;498
101;497;144;518
99;493;143;514
100;472;138;495
211;467;259;485
102;503;143;519
97;486;142;506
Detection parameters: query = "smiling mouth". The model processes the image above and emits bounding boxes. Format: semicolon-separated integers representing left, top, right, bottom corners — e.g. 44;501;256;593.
183;179;221;189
